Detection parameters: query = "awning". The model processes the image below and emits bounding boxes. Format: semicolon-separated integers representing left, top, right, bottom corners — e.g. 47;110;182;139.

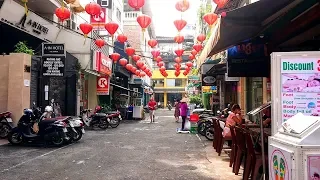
205;0;297;57
84;69;100;76
206;63;226;76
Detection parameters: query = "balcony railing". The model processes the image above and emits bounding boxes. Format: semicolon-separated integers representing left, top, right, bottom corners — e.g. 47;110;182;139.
124;11;142;20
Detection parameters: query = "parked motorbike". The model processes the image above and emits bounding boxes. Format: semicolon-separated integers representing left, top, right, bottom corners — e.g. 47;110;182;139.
81;106;121;129
197;117;214;136
204;124;214;141
0;111;14;138
168;103;172;111
7;107;68;146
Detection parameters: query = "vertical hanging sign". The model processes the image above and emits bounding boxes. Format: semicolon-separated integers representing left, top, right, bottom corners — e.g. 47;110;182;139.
97;76;110;95
41;43;66;77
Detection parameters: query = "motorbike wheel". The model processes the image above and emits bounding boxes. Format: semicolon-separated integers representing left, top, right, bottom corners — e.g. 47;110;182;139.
109;117;120;128
8;131;22;145
73;129;83;141
51;135;64;146
197;121;208;136
98;119;109;129
204;126;214;141
0;124;11;138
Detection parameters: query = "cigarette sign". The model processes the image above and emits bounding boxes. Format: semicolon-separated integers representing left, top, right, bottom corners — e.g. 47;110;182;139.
90;8;106;30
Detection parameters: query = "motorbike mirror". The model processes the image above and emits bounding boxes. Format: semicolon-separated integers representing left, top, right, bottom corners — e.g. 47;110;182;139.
33;102;36;105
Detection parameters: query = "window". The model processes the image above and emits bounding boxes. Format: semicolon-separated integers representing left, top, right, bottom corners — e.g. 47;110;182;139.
154;79;164;87
166;79;175;87
101;0;110;7
116;8;121;21
175;79;183;87
66;13;77;30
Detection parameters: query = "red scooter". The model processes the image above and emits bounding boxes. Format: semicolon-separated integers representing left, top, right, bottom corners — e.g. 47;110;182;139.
0;111;13;138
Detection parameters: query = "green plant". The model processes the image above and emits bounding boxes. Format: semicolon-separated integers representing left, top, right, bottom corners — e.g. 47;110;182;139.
13;41;34;55
189;95;202;105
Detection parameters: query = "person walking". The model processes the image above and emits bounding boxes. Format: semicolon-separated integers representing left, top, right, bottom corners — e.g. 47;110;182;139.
180;99;188;130
148;97;157;123
174;100;180;122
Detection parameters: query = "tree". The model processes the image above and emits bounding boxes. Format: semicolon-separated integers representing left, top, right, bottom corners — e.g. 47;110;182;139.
13;41;34;55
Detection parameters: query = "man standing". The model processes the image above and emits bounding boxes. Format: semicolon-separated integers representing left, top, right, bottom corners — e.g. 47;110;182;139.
148;97;157;123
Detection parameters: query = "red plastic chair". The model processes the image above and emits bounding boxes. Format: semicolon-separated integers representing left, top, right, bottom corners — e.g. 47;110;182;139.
229;126;237;170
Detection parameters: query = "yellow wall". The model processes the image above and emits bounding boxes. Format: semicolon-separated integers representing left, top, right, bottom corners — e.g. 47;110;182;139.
87;74;98;110
152;70;188;79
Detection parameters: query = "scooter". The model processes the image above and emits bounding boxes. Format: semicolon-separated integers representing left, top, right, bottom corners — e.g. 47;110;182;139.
81;107;121;129
0;111;14;138
167;103;172;111
7;107;68;146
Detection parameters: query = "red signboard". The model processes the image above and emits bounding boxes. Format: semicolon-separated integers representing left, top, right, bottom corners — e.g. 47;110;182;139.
97;76;110;95
94;51;112;76
90;8;107;29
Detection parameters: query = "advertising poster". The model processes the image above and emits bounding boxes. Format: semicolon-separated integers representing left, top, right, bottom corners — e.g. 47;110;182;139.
96;76;110;95
269;146;292;180
307;155;320;180
281;58;320;122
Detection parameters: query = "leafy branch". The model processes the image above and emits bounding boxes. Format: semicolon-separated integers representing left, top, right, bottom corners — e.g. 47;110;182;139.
13;41;34;55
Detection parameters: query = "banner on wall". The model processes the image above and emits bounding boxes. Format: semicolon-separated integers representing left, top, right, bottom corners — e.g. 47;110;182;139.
90;7;107;30
96;76;110;95
94;51;112;76
281;58;320;122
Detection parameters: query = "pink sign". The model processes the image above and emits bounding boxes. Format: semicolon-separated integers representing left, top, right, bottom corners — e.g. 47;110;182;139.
307;155;320;180
269;147;292;180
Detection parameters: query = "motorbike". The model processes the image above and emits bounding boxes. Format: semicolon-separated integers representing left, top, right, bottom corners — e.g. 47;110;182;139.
167;104;172;111
197;117;215;136
204;124;214;141
7;107;69;146
81;107;122;129
0;111;14;138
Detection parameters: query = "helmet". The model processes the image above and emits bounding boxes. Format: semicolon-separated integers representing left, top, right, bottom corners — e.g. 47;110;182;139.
23;108;33;115
44;106;53;112
95;105;102;112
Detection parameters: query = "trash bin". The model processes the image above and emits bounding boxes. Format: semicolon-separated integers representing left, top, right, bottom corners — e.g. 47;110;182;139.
189;114;199;134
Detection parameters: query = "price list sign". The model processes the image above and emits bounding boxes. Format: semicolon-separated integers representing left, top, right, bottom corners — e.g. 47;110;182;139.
42;56;65;77
41;43;65;77
281;58;320;122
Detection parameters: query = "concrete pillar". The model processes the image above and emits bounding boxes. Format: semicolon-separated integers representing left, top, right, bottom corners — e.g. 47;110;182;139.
87;75;98;110
164;92;167;107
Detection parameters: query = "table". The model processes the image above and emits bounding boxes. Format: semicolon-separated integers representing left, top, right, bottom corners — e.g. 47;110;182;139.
248;128;271;137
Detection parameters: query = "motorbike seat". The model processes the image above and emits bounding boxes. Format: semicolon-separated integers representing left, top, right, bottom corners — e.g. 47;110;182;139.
105;111;118;115
38;119;56;126
0;111;11;117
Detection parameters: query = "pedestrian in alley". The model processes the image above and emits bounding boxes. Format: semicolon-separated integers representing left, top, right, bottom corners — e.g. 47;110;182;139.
174;99;180;123
148;97;157;123
180;98;188;131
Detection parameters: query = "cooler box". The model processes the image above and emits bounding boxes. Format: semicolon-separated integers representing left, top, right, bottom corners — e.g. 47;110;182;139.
189;114;199;134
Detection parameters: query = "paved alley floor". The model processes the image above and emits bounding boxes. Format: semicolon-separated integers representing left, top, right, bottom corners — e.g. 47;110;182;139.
0;109;242;180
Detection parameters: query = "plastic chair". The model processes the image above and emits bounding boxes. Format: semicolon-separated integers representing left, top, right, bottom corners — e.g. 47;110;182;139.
189;114;199;122
217;122;232;156
229;126;237;170
233;126;246;175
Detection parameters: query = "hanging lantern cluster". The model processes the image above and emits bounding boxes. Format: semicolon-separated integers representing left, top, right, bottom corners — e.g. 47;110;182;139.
213;0;228;8
175;0;190;12
128;0;145;10
117;34;127;44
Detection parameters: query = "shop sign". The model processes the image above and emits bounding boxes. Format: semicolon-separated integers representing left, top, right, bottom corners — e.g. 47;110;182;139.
281;58;320;122
227;41;269;77
225;73;240;81
269;145;292;180
42;56;65;77
201;74;217;86
97;76;110;95
90;8;107;30
94;51;112;76
42;43;65;56
0;0;59;42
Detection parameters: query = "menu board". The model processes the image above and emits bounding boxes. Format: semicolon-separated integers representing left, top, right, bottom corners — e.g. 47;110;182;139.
281;58;320;122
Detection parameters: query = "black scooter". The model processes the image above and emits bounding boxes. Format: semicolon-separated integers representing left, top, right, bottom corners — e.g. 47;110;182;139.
7;107;68;146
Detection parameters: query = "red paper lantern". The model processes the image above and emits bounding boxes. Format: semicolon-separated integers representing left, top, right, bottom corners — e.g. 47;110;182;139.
186;62;193;67
203;13;218;28
213;0;228;8
197;34;206;43
174;63;181;68
147;73;152;77
141;65;147;71
174;49;184;57
139;71;146;77
55;7;71;22
175;57;182;63
221;11;227;17
151;50;160;58
119;58;128;66
183;71;188;76
185;66;191;71
160;66;166;72
110;53;120;63
156;56;162;62
158;61;164;67
191;49;198;56
175;0;190;12
95;39;105;48
117;34;127;43
136;60;144;68
128;0;145;10
135;70;140;76
131;67;137;73
126;64;133;71
193;44;203;52
125;47;135;57
85;2;101;16
174;19;187;32
79;23;93;38
132;55;140;62
105;22;119;37
137;14;151;32
174;71;180;77
148;39;158;48
174;35;184;44
189;54;195;60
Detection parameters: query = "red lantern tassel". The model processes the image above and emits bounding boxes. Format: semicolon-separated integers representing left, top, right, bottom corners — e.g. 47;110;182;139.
83;34;87;45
